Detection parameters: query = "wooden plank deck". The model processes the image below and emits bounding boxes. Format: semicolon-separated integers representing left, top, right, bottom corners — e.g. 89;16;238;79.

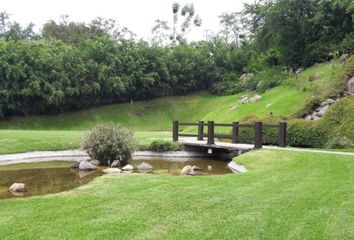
178;138;254;151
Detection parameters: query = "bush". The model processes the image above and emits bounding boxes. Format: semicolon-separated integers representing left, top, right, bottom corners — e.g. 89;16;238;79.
287;119;331;148
81;123;136;165
325;136;354;149
148;140;180;152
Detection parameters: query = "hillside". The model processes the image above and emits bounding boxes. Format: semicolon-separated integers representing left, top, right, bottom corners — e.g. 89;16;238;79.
0;61;352;154
0;86;309;131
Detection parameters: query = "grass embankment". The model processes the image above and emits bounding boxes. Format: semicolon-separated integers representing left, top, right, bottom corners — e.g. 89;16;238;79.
0;149;353;239
0;62;347;154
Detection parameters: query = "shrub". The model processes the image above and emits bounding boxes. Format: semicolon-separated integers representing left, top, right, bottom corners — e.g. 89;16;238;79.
148;140;180;152
325;136;354;149
287;119;331;148
81;123;136;165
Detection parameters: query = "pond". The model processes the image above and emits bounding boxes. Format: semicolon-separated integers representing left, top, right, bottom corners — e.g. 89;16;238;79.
0;158;231;199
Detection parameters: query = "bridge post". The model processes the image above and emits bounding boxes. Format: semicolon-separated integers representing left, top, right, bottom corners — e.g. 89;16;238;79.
172;120;179;142
197;121;204;141
232;122;239;143
207;121;215;145
279;122;287;147
254;122;263;149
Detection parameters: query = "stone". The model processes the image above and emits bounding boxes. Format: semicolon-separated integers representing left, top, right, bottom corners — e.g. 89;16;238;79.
320;98;335;107
79;161;97;171
122;164;134;171
249;95;262;103
111;160;121;168
240;97;249;104
315;105;329;117
103;168;122;174
89;159;101;166
70;161;80;169
180;165;195;175
192;165;202;171
348;77;354;94
137;162;153;173
340;53;349;62
227;161;248;173
9;183;26;192
230;104;239;111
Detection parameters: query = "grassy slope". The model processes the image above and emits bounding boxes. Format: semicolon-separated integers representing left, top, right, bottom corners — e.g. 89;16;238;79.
0;62;346;154
0;86;308;131
0;149;353;239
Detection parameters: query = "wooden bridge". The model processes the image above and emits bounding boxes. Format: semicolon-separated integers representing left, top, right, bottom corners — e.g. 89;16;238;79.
172;121;287;152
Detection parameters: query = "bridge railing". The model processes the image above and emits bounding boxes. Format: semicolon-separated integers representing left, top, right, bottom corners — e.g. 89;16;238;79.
172;121;287;149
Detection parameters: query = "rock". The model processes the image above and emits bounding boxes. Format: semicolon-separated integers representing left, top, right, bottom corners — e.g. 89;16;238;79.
340;53;349;62
320;98;335;107
79;161;97;171
348;77;354;94
230;104;239;111
111;160;121;167
227;161;248;173
89;159;101;166
249;95;262;103
122;164;134;171
314;63;320;67
315;105;329;117
9;183;26;192
180;165;195;175
240;97;249;104
192;166;202;171
207;165;212;171
70;161;80;169
137;162;153;173
103;168;122;174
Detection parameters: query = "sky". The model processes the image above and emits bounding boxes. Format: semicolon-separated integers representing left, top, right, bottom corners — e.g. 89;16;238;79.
0;0;252;41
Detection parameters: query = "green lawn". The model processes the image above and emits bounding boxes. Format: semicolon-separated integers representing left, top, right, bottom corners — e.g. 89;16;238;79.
0;130;171;154
0;86;308;131
0;149;353;239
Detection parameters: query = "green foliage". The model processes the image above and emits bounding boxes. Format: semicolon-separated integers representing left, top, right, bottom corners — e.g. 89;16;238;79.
148;140;180;152
287;119;331;148
81;123;136;165
325;136;354;149
244;0;354;67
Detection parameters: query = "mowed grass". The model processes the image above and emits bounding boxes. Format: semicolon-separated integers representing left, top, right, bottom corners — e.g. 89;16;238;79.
0;130;171;154
0;86;309;131
0;149;353;239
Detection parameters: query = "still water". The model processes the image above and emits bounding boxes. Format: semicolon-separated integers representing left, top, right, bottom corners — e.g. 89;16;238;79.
0;158;231;199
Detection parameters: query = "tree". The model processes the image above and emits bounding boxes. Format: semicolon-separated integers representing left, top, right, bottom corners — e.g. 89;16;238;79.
151;2;202;45
218;12;246;46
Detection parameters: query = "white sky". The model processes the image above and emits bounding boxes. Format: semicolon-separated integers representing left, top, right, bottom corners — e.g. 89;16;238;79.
0;0;252;41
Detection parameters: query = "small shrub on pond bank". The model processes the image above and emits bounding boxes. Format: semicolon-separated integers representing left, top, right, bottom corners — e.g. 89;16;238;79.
81;123;136;165
148;140;181;152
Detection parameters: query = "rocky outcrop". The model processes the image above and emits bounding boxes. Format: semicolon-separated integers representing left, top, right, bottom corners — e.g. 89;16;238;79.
79;161;97;171
9;183;26;192
137;162;153;173
305;98;336;121
103;168;122;174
